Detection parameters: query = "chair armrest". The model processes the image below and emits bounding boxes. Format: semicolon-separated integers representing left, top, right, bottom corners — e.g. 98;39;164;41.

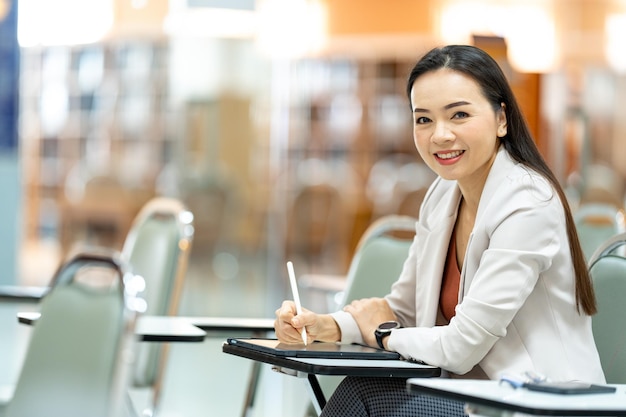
0;285;49;303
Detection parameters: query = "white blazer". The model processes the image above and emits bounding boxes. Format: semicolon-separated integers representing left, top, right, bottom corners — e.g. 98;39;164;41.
333;147;605;383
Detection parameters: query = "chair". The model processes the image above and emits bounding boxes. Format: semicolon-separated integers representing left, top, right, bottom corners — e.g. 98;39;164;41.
0;197;195;417
121;197;194;416
300;214;417;312
587;232;626;384
0;250;143;417
574;202;625;261
334;214;416;306
298;214;417;415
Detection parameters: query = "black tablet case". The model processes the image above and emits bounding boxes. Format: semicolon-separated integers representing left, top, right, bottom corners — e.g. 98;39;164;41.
226;337;401;360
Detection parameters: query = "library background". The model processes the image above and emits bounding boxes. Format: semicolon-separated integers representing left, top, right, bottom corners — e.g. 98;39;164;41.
3;1;626;416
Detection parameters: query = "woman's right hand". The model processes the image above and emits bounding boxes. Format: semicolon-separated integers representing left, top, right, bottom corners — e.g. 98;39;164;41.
274;300;341;344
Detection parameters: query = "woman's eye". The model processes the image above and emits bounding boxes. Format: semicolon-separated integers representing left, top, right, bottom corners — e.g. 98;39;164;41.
415;116;430;124
452;111;469;119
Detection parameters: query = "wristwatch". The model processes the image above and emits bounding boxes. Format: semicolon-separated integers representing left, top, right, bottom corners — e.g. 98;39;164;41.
374;321;401;349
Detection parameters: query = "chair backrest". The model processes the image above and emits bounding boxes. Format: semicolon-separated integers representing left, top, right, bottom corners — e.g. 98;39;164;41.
588;232;626;384
337;214;416;309
315;214;416;404
121;197;194;391
6;250;142;417
574;203;625;261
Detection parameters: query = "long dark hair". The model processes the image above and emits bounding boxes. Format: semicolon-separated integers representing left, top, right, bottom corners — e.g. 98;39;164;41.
406;45;596;315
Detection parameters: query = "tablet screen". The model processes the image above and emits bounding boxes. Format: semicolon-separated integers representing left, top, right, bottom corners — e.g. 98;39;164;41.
226;338;401;360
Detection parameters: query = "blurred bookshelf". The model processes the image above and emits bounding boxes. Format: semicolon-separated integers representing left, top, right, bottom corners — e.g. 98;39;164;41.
276;56;431;272
20;38;441;273
20;39;170;254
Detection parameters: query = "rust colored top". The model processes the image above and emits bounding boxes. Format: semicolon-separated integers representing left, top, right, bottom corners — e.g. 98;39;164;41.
440;231;460;322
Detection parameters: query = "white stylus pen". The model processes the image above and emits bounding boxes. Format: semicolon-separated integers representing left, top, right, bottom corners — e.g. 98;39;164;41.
287;261;307;345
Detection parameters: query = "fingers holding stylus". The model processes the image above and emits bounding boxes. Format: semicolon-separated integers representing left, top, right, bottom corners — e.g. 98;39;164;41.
274;300;313;344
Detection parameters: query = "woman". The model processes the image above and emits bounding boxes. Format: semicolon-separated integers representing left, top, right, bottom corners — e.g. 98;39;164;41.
275;45;605;416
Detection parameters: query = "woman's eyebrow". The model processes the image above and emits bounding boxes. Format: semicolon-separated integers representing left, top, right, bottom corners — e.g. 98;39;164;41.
444;100;471;110
413;100;471;113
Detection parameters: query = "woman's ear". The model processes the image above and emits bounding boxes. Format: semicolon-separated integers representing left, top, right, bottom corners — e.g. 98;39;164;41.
497;103;507;138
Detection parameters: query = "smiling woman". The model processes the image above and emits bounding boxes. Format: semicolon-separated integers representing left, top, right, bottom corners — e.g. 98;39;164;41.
273;45;604;417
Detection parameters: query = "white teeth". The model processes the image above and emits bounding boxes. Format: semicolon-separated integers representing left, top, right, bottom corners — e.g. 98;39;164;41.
437;150;463;159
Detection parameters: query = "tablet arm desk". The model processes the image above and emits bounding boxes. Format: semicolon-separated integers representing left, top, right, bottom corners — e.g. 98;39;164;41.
224;342;440;416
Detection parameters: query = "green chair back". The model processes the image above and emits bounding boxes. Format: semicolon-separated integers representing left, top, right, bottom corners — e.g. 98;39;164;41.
5;251;141;417
588;232;626;384
121;197;194;410
316;215;416;402
337;215;416;307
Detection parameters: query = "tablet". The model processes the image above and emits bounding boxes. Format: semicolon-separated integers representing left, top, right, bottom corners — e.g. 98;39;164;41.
524;381;617;395
226;337;401;360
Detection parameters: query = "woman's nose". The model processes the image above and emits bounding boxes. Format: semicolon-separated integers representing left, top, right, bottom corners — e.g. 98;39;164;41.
431;122;454;144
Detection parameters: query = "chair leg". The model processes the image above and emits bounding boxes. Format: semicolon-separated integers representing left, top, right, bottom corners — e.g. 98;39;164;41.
241;361;262;417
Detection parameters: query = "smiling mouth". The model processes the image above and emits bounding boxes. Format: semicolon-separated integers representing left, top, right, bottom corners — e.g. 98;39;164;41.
436;150;464;160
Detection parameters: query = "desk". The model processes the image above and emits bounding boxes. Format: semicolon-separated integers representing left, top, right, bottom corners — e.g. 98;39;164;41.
17;312;206;343
135;316;207;342
0;285;48;302
182;316;275;333
407;378;626;416
224;341;440;416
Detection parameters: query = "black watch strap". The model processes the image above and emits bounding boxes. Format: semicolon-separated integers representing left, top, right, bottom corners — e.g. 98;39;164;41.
374;321;400;349
375;331;391;349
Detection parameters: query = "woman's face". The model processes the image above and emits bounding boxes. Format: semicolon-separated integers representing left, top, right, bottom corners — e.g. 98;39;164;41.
410;68;507;194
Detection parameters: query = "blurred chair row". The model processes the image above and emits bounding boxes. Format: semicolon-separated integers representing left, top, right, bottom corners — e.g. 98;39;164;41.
0;196;195;417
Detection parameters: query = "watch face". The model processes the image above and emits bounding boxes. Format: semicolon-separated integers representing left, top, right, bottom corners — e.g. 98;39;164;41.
379;321;400;330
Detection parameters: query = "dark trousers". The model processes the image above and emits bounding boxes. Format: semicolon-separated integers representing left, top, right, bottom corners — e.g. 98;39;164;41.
319;376;467;417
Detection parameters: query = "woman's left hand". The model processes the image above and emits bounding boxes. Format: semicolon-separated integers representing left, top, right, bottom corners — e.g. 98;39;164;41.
343;297;397;347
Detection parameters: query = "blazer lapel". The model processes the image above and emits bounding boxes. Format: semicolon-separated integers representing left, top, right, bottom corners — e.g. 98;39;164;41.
414;183;462;326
